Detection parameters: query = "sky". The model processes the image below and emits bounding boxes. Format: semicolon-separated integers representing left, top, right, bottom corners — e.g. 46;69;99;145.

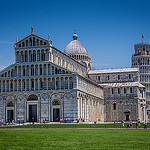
0;0;150;71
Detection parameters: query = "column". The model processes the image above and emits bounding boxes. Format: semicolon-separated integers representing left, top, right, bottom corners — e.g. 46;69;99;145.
38;65;40;76
55;78;56;90
17;66;19;77
21;66;23;76
9;80;11;92
3;102;5;122
42;64;44;75
28;51;29;62
39;50;41;61
64;77;65;90
38;78;40;90
47;78;49;90
15;101;17;122
46;64;48;75
42;78;44;90
17;80;19;91
81;97;82;119
50;65;52;75
87;99;89;121
85;99;86;121
25;79;27;91
24;51;26;62
29;79;31;91
78;97;80;119
34;65;36;76
68;77;70;89
29;65;31;76
59;77;61;89
25;66;27;76
36;51;38;62
54;67;55;75
1;80;3;92
21;79;23;91
5;80;7;92
13;80;15;91
34;78;36;91
49;51;51;61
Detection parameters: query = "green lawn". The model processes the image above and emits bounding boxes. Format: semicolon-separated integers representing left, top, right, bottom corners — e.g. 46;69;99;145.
0;129;150;150
0;123;150;129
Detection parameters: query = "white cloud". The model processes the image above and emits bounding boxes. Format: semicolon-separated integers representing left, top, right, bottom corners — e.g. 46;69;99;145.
0;41;13;44
0;65;6;71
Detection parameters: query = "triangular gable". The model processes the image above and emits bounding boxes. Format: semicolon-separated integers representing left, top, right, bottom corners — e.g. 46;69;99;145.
14;33;52;45
0;61;74;77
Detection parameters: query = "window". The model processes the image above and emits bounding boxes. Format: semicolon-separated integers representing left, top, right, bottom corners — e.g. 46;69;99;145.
52;100;60;105
31;81;34;89
40;68;42;75
118;88;120;94
129;74;131;79
98;76;100;81
112;88;114;94
118;75;120;80
130;87;132;93
7;102;14;107
40;80;43;89
28;95;38;101
124;88;126;94
113;103;116;110
108;75;109;80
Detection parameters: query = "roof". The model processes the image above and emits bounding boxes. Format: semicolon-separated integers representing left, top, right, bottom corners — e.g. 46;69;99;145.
99;82;145;88
64;32;88;55
14;33;52;44
88;68;139;74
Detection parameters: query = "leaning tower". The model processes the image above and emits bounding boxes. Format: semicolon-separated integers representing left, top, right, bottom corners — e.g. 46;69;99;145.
132;43;150;119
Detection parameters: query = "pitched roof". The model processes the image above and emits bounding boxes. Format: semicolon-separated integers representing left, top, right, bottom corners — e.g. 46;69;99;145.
14;33;51;44
99;82;145;88
88;68;139;74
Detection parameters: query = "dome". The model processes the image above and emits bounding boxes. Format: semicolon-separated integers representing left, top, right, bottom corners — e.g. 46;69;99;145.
64;32;88;55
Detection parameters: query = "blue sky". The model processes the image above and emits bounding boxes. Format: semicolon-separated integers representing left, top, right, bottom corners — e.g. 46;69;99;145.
0;0;150;70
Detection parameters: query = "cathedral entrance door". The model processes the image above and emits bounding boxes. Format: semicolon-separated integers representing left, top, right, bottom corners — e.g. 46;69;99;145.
7;110;13;121
53;108;60;122
126;115;129;121
29;105;37;122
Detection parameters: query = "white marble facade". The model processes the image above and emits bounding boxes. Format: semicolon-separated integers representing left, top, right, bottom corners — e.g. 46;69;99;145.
0;28;104;122
89;68;147;122
0;28;148;123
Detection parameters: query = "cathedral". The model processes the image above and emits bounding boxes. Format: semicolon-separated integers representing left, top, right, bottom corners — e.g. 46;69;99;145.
0;27;148;123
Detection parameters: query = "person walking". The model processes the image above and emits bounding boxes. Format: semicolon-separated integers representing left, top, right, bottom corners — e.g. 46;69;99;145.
145;122;147;129
130;120;133;128
136;120;138;129
138;119;140;128
121;120;124;128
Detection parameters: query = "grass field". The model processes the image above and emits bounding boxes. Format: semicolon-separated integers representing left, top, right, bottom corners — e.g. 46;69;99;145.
0;128;150;150
0;123;150;129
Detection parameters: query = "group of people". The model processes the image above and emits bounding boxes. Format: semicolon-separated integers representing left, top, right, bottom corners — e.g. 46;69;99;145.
121;119;148;129
0;118;15;126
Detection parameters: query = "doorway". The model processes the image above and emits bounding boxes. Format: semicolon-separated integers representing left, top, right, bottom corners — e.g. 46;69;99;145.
126;115;129;121
29;104;37;122
53;108;60;122
7;110;13;121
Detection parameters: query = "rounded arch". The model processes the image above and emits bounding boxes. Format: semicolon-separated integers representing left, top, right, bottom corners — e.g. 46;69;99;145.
6;95;15;101
52;99;61;106
50;93;61;100
64;93;73;100
27;94;38;101
7;101;14;107
40;93;48;101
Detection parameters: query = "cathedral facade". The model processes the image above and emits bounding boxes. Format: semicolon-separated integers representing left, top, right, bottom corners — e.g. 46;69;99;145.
0;28;148;122
0;28;104;123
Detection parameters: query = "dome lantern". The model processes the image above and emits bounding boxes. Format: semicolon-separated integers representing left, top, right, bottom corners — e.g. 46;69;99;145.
73;32;78;40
